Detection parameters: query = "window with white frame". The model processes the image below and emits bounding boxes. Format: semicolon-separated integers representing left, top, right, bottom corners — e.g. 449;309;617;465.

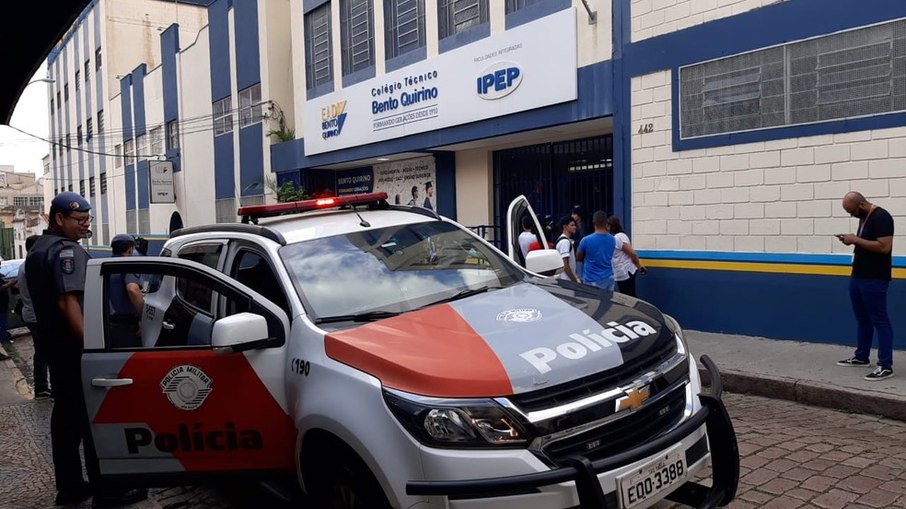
150;126;163;155
89;176;96;197
213;96;233;136
114;144;123;167
385;0;426;60
239;84;263;128
77;125;83;145
100;172;107;194
124;139;135;161
30;196;43;207
85;60;90;85
95;48;102;70
136;134;148;159
75;70;80;91
98;110;104;132
341;0;374;76
437;0;488;39
305;4;333;90
86;117;93;140
680;19;906;139
166;120;180;150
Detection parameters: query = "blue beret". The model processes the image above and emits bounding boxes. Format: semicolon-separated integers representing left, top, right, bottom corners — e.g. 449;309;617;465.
51;191;91;212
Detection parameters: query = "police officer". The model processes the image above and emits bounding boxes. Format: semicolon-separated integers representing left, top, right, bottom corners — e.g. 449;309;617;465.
26;192;146;507
108;234;144;348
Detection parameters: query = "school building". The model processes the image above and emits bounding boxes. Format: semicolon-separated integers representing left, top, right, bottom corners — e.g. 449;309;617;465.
45;0;906;344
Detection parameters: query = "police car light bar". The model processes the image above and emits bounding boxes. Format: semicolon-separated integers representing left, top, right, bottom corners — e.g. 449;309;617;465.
238;192;389;222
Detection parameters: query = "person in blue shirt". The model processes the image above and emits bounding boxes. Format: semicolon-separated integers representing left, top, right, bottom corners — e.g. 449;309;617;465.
576;211;623;292
108;234;144;348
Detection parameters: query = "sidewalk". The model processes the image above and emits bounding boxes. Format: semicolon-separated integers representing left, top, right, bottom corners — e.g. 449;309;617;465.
687;330;906;422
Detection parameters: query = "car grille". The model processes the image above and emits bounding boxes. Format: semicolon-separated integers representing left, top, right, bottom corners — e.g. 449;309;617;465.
540;381;688;466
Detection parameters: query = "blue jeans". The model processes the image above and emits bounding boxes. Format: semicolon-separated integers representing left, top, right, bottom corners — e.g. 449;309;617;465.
585;277;615;292
849;278;894;369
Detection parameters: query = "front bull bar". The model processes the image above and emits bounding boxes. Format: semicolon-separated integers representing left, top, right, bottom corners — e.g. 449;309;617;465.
407;355;740;509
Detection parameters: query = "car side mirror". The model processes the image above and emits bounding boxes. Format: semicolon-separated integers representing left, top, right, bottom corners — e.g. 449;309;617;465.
212;312;270;354
525;249;565;277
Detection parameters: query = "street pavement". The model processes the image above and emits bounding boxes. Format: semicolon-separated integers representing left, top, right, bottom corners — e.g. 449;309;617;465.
2;328;905;508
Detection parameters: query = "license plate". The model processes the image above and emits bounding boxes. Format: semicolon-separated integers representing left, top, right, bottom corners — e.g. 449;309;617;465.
617;451;686;508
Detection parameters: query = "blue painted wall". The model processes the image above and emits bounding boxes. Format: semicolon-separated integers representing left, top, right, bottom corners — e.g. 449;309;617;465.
239;123;264;197
131;65;147;137
214;135;235;200
161;24;182;171
208;0;232;101
234;0;261;91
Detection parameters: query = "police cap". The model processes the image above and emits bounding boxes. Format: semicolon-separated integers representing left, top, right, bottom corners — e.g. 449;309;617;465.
111;233;135;255
50;191;92;214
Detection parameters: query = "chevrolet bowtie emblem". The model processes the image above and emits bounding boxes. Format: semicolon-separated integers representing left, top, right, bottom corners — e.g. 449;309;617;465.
615;385;651;412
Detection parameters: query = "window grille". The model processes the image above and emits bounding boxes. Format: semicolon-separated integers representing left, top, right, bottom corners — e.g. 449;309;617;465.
75;70;80;91
213;96;233;136
385;0;425;60
166;120;180;150
150;127;164;155
438;0;488;39
239;84;262;128
89;176;96;197
305;4;333;89
505;0;545;13
681;19;906;139
86;118;93;140
77;126;83;145
95;48;102;70
100;172;108;194
98;110;104;133
341;0;374;75
115;144;123;168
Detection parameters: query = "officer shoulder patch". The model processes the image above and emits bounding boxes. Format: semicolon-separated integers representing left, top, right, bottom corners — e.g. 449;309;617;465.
61;258;75;275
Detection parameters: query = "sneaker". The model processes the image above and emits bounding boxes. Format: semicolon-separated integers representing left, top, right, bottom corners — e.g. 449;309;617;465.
864;366;893;381
836;357;870;367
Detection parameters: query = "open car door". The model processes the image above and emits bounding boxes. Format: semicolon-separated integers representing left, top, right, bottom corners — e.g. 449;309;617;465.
505;195;563;276
80;256;296;486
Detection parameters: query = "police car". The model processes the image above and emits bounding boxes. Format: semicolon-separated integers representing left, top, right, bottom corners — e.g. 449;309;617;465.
80;193;739;509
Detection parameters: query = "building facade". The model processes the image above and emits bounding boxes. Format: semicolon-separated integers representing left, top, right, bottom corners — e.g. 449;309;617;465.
46;0;906;344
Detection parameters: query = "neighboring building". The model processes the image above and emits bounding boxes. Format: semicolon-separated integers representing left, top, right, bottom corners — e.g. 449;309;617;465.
46;0;906;345
0;169;45;259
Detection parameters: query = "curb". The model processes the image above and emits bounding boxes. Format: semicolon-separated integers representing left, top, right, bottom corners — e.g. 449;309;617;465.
701;367;906;422
0;342;32;400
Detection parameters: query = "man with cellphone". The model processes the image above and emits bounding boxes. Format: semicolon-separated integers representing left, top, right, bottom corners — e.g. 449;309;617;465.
835;191;895;381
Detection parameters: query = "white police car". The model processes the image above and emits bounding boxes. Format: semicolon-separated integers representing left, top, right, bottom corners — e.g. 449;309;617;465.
80;193;738;508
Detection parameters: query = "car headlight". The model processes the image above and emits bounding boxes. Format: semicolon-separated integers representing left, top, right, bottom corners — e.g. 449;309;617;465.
383;389;532;448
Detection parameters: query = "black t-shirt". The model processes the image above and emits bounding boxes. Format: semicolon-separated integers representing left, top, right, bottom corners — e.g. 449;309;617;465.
852;206;894;280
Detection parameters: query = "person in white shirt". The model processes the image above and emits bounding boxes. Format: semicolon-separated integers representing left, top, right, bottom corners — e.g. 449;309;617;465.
518;215;536;263
555;216;579;283
607;216;646;297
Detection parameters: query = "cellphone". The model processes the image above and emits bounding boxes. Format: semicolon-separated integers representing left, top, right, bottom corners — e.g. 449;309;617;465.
834;234;845;239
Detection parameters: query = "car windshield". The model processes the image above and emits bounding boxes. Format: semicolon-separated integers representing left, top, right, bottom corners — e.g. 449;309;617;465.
279;220;524;320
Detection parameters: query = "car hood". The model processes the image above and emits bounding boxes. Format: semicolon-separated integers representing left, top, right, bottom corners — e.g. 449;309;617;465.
325;281;675;398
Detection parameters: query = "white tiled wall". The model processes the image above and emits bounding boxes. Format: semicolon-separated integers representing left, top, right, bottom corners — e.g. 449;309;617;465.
631;70;906;255
631;0;778;42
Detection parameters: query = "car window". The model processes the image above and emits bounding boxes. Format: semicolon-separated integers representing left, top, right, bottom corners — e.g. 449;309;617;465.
102;262;284;350
230;249;289;315
279;221;524;320
175;243;224;314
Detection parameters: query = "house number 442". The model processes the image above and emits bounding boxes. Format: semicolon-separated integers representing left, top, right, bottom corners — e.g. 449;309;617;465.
638;123;654;134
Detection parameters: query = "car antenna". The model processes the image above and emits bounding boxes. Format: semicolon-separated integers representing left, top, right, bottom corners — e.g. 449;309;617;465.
351;204;371;227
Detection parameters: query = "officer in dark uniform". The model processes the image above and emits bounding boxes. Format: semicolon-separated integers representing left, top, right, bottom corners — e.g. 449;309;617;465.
108;234;144;348
26;192;147;507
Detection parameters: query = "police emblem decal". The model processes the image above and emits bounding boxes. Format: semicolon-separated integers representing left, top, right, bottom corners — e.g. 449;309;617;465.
496;308;543;323
160;364;213;411
60;258;74;274
69;201;80;209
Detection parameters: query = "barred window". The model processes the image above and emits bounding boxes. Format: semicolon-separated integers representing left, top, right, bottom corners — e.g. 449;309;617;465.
681;19;906;139
98;110;105;133
89;176;96;197
150;126;164;155
75;70;80;91
341;0;374;76
85;60;91;84
438;0;488;40
137;134;148;160
86;117;93;140
505;0;546;13
95;48;102;70
114;144;123;168
213;96;233;136
100;172;108;194
385;0;425;60
305;3;333;90
166;120;180;150
77;125;83;145
239;84;262;128
64;83;69;102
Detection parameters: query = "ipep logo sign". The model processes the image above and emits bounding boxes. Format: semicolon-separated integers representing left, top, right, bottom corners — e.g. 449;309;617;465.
476;62;522;100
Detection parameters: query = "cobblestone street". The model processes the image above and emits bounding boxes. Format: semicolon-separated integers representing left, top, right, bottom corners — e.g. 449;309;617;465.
2;333;905;509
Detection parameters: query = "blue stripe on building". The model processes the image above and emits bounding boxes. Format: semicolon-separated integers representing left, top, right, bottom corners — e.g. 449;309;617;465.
137;159;150;209
125;163;136;211
161;24;181;171
234;0;260;91
214;135;235;200
239;123;263;197
209;0;234;200
132;64;147;137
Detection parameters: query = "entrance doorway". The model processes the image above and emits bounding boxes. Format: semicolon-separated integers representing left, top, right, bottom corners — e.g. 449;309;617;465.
493;135;614;242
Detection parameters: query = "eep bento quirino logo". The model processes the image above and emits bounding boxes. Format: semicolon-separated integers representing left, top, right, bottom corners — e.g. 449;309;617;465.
321;100;348;140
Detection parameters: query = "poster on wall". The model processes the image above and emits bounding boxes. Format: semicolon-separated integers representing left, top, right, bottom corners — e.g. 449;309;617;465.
374;156;437;211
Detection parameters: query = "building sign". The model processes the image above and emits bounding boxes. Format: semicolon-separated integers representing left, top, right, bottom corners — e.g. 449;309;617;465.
304;8;578;155
150;161;175;203
336;167;374;195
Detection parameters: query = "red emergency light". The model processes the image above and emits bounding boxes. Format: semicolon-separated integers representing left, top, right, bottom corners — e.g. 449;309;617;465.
238;192;389;223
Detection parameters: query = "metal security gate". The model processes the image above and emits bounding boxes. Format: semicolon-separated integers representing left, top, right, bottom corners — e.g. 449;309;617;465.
492;135;613;243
